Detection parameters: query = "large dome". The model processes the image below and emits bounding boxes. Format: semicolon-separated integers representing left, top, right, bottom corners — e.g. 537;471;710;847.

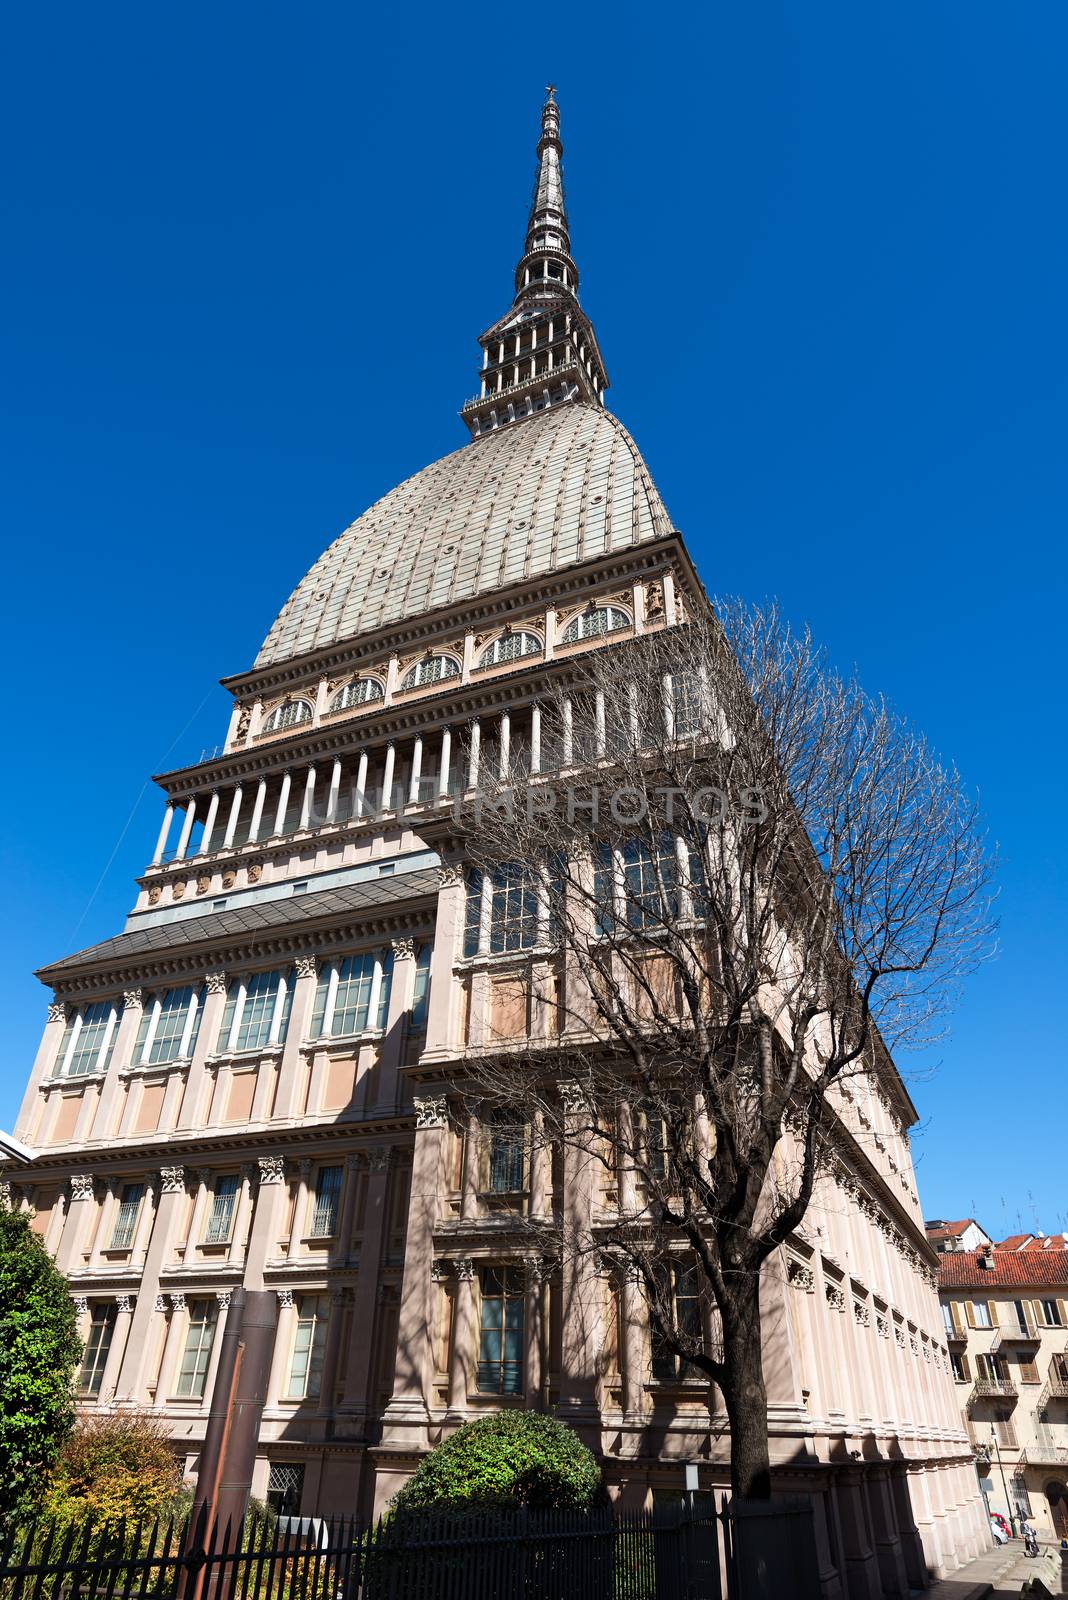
256;403;673;668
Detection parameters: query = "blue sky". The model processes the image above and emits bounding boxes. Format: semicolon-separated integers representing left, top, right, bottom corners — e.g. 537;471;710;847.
1;3;1065;1236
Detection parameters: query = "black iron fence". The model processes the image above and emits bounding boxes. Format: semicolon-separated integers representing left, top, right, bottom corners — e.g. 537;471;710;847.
0;1495;820;1600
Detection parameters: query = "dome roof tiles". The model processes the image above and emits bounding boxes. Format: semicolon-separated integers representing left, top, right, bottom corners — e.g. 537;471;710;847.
256;403;673;669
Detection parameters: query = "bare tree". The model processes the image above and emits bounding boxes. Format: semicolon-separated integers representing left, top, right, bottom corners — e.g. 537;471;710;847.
446;600;995;1500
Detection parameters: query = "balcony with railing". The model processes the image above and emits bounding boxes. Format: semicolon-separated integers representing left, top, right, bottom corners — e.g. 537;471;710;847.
1019;1438;1068;1467
968;1377;1018;1408
1038;1369;1068;1409
990;1319;1040;1350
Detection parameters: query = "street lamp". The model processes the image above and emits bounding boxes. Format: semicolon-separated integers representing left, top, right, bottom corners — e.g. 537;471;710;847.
990;1428;1017;1537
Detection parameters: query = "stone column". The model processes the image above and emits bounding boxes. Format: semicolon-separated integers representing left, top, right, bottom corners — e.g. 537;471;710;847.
375;939;415;1112
408;737;423;805
226;1165;256;1265
247;778;268;843
355;751;369;816
87;987;144;1140
466;720;480;789
200;790;221;855
381;743;396;813
177;972;227;1129
299;765;317;830
114;1166;189;1403
175;797;198;861
273;956;319;1118
152;803;175;865
341;1149;392;1419
330;1153;361;1268
272;771;292;837
326;758;343;824
156;1293;188;1402
56;1172;99;1273
530;703;541;774
621;1266;646;1420
286;1160;313;1260
242;1155;288;1289
13;999;72;1139
497;712;510;779
557;1082;602;1444
425;863;464;1055
524;1255;546;1408
460;1113;479;1220
99;1294;136;1401
437;727;452;799
316;1287;351;1415
447;1258;476;1416
88;1177;120;1268
380;1098;448;1448
222;785;244;849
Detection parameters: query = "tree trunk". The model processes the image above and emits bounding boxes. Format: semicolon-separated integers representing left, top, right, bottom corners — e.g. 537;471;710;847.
720;1272;772;1500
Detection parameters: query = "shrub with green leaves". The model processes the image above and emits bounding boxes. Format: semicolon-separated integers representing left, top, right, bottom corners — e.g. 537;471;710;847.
0;1203;81;1519
390;1411;605;1515
42;1409;186;1529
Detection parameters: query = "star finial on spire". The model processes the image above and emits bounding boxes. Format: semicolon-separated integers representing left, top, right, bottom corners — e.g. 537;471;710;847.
545;84;556;100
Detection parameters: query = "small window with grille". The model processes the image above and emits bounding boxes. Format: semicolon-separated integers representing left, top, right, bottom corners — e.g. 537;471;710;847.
265;1463;305;1517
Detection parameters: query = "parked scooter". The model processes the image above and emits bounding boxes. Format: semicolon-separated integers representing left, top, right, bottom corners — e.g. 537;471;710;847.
1022;1520;1040;1557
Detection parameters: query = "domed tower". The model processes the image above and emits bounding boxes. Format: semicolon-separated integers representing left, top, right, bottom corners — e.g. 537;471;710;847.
9;91;980;1562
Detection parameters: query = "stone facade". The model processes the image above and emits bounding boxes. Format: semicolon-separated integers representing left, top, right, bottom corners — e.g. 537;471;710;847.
4;90;986;1595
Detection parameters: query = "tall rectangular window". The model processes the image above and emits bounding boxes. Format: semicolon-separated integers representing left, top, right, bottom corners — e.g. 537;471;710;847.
203;1175;240;1244
219;971;293;1053
1041;1299;1063;1327
133;987;202;1065
78;1304;115;1396
311;952;394;1037
477;1267;524;1395
410;944;432;1031
463;870;484;957
109;1183;144;1250
489;865;538;953
652;1260;702;1381
59;1001;120;1078
487;1116;526;1193
309;1167;343;1238
287;1295;330;1399
175;1299;218;1398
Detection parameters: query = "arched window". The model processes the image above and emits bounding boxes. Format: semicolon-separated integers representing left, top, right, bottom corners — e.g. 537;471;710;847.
478;630;542;669
262;699;312;734
400;654;461;692
329;677;384;713
560;605;631;645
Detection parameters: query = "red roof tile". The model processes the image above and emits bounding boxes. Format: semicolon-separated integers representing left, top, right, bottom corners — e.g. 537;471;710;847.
938;1248;1068;1290
925;1219;976;1240
996;1234;1034;1251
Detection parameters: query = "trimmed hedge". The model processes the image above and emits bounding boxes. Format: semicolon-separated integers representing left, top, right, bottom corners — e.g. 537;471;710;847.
390;1412;605;1514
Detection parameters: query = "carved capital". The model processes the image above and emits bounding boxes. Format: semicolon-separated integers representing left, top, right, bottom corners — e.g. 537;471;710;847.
365;1147;390;1173
115;1295;135;1315
170;1294;187;1312
894;1325;906;1348
47;1001;70;1025
391;937;416;962
330;1286;352;1306
524;1254;550;1287
159;1166;186;1194
414;1095;448;1129
825;1283;846;1313
454;1256;476;1282
430;1259;451;1283
216;1290;232;1310
257;1155;286;1186
69;1173;96;1202
123;988;144;1012
853;1301;871;1328
295;956;319;980
154;1295;169;1313
437;862;463;888
72;1295;90;1315
558;1080;588;1117
276;1288;295;1309
204;971;228;995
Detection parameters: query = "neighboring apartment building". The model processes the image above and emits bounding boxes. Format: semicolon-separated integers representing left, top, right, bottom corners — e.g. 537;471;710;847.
0;91;987;1596
938;1243;1068;1542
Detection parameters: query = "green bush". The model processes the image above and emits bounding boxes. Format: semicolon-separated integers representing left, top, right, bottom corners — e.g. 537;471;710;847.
42;1409;186;1528
390;1411;605;1515
0;1204;81;1519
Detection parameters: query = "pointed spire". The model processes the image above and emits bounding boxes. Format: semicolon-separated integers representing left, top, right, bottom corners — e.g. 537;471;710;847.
524;86;571;266
460;89;609;439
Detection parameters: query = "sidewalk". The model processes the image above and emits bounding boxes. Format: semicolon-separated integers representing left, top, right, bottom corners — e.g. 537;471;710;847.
920;1541;1066;1600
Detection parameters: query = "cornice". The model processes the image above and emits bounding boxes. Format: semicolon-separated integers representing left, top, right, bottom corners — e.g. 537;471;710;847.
39;898;437;998
212;536;688;722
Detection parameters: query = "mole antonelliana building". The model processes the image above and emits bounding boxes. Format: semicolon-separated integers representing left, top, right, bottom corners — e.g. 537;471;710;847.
5;91;986;1596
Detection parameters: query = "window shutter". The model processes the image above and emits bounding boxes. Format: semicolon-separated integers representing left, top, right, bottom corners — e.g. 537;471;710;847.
950;1302;965;1335
1032;1300;1045;1327
965;1301;977;1327
1058;1299;1068;1326
1019;1359;1039;1384
986;1301;997;1326
960;1353;970;1380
